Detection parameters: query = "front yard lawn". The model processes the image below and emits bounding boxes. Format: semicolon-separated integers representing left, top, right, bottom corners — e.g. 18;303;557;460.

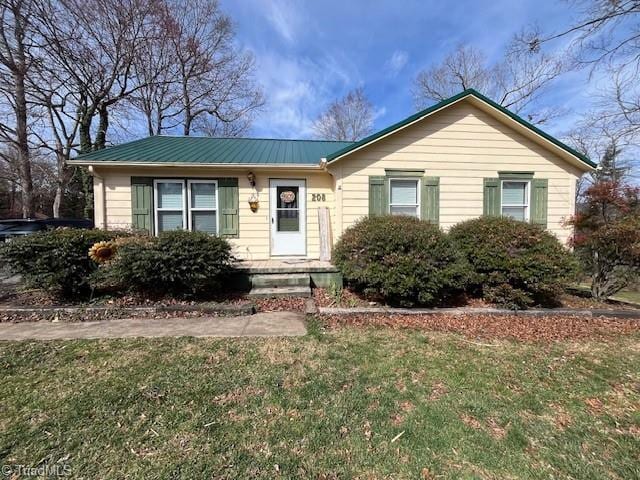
1;326;639;479
612;289;640;305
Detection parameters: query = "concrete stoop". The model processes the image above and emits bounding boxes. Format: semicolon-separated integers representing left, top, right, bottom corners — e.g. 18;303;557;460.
248;273;311;298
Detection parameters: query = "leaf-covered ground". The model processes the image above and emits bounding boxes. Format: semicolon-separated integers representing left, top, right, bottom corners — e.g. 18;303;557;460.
321;313;640;342
0;325;638;479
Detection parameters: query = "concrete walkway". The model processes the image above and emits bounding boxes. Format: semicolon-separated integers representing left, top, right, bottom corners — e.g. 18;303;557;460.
0;312;307;341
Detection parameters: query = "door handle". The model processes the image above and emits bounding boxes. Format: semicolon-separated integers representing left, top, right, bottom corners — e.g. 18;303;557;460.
271;217;274;224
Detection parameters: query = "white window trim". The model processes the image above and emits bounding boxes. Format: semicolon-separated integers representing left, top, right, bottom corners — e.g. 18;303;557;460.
501;179;531;221
388;177;421;218
153;179;187;235
187;179;219;234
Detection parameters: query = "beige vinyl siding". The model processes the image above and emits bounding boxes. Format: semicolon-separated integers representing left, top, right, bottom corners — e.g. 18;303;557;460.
93;167;334;260
328;100;583;244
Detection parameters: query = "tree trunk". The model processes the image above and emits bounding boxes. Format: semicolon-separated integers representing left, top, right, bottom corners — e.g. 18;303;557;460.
77;101;95;219
52;147;66;218
182;77;192;135
154;105;163;135
11;13;34;218
52;184;62;218
78;100;94;154
94;104;109;150
591;251;604;300
183;112;191;136
9;182;16;216
146;110;154;136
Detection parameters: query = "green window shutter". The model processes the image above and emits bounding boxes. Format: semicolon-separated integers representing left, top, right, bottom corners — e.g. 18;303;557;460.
421;176;440;225
368;176;387;216
530;178;548;228
218;177;239;237
483;178;501;217
131;177;153;234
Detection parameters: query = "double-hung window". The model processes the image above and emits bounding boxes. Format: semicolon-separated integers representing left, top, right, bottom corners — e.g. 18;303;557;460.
154;179;218;235
501;180;530;221
188;180;218;234
389;178;420;218
154;179;186;234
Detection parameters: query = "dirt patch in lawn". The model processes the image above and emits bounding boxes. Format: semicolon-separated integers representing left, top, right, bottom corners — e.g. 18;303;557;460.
320;313;640;342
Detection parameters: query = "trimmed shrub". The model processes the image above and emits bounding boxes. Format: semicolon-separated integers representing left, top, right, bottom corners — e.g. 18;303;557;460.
96;230;234;296
449;216;578;308
333;215;469;307
0;228;127;298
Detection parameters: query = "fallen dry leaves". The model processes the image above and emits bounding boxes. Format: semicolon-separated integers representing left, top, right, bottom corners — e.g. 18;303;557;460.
254;296;306;312
320;313;640;342
313;288;373;308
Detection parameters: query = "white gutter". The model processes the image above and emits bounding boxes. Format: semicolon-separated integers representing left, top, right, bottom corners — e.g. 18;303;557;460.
67;161;323;169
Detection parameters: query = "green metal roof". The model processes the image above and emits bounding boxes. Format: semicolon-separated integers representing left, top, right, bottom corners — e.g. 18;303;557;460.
71;90;595;170
325;89;596;169
71;136;352;165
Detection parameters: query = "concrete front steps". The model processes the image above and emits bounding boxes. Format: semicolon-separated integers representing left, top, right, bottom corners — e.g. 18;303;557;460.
248;273;311;298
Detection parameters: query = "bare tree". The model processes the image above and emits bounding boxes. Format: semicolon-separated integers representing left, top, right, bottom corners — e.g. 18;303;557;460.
521;1;640;154
126;0;263;138
128;10;180;136
0;0;35;217
32;0;162;218
312;88;374;142
36;0;161;152
158;0;263;137
0;0;264;220
522;1;640;68
29;81;81;218
567;119;638;190
413;43;564;124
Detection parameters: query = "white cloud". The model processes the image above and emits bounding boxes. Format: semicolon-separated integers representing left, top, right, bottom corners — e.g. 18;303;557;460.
249;49;362;138
263;0;302;43
373;106;387;122
385;50;409;76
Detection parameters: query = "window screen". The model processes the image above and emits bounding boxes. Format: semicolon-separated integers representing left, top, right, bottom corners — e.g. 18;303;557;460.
188;181;217;234
501;181;529;221
156;181;185;233
389;179;419;217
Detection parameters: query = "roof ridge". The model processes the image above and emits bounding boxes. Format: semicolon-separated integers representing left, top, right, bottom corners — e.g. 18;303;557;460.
154;134;351;143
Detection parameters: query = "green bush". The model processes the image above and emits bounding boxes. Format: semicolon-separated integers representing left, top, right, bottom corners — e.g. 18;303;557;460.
96;230;234;296
0;228;126;298
333;215;469;307
449;216;578;308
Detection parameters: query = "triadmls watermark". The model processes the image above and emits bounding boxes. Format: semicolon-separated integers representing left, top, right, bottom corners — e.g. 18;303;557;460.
2;463;71;477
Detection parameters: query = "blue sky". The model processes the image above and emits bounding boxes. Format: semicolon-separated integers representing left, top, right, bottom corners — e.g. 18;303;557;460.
220;0;601;141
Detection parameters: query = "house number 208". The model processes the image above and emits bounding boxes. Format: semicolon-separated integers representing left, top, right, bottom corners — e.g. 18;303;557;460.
311;193;326;202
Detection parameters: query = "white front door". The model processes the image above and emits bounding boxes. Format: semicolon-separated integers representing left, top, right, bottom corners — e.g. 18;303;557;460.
270;179;306;256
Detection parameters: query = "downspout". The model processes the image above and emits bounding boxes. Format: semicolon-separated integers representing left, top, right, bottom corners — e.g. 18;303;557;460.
320;157;342;250
87;166;107;229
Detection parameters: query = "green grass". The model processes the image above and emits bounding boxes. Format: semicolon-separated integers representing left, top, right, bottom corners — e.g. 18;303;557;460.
612;289;640;305
576;282;640;305
1;327;639;479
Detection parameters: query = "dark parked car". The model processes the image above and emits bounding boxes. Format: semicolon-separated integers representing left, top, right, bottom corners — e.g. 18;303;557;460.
0;218;94;242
